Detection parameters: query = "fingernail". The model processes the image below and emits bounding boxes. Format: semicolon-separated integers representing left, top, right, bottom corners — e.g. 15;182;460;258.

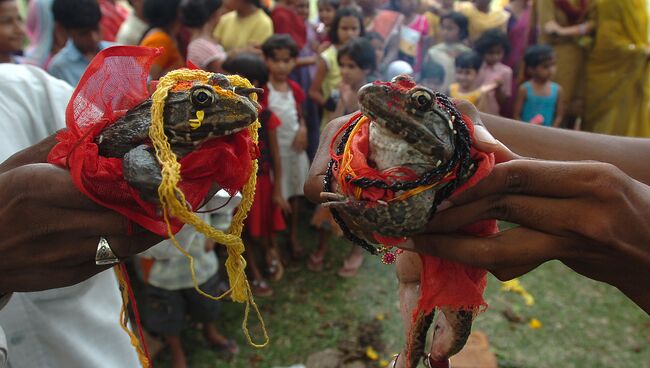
474;125;498;146
436;200;453;212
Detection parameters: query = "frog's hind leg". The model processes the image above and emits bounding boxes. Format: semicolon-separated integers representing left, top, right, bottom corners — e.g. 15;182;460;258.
123;144;163;203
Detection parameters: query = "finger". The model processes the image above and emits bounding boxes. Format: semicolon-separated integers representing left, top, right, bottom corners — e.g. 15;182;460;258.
320;192;346;202
449;160;596;206
402;227;573;271
424;194;582;236
0;132;61;173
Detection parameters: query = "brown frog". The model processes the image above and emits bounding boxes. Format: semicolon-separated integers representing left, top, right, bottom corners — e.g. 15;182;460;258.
323;75;476;368
95;73;260;201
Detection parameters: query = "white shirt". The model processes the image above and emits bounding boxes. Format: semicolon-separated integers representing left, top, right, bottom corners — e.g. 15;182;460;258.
116;12;149;46
267;82;299;155
0;64;139;368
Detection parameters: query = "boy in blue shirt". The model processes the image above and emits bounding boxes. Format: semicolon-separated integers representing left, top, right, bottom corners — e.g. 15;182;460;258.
48;0;112;86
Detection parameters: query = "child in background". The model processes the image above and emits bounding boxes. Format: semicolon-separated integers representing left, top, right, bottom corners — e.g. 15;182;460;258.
473;28;512;116
0;0;26;64
222;53;290;294
419;58;445;92
140;213;239;368
514;44;565;127
383;0;429;72
48;0;112;86
316;0;340;43
309;38;376;277
139;0;184;80
365;31;385;81
425;11;471;92
271;0;306;52
309;7;365;127
180;0;227;73
449;51;497;106
262;35;311;261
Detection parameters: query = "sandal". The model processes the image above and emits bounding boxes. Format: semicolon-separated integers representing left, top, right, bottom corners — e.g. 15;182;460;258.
337;255;364;278
307;252;324;272
251;279;273;297
266;252;285;282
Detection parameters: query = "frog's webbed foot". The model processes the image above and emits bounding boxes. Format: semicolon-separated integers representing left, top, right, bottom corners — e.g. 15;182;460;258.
123;144;163;203
429;308;473;360
321;193;389;242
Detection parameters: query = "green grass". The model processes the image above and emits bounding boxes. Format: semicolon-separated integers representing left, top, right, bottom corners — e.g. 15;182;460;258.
154;223;650;368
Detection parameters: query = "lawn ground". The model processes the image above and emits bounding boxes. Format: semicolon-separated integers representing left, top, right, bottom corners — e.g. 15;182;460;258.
153;222;650;368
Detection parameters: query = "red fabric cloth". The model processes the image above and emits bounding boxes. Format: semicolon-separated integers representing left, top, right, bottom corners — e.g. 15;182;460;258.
245;174;286;238
335;109;496;311
271;6;307;50
47;46;258;236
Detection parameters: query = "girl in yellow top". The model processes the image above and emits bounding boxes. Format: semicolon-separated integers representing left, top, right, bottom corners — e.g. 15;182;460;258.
213;0;274;53
455;0;509;43
309;7;365;127
449;51;497;108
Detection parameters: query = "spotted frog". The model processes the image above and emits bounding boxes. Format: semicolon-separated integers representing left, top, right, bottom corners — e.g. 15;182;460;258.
95;73;260;200
324;75;475;368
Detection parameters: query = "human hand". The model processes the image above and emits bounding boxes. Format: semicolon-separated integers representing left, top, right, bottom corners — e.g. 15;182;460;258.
544;20;561;35
292;125;308;152
273;188;292;215
317;41;332;54
402;160;650;313
0;163;164;293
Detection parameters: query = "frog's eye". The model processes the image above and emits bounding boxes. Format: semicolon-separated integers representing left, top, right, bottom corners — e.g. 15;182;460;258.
410;89;434;110
191;87;215;108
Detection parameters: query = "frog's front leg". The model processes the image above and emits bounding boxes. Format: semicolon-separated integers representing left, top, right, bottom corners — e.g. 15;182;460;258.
123;144;163;202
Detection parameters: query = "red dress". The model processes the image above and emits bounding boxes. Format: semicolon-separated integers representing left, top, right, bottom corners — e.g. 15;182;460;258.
271;5;307;50
244;108;286;238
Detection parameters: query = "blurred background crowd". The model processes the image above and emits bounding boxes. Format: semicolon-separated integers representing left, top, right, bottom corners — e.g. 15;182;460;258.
0;0;648;367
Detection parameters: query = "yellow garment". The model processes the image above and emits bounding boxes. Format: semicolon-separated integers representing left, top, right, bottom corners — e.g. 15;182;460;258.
535;0;588;119
583;0;650;137
213;9;273;51
424;11;440;41
455;1;509;42
450;83;482;105
320;45;341;126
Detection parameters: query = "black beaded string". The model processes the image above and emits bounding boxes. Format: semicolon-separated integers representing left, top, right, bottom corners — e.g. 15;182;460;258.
323;93;475;255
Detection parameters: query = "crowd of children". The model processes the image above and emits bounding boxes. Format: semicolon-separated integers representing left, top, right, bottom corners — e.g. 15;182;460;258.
0;0;628;366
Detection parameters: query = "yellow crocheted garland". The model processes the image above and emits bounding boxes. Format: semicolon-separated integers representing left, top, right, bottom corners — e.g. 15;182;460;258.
114;70;268;368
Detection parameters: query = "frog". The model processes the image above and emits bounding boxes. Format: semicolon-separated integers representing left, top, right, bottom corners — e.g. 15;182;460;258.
94;73;261;201
322;75;475;368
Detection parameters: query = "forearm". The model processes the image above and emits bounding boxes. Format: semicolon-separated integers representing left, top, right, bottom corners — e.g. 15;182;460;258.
481;113;650;184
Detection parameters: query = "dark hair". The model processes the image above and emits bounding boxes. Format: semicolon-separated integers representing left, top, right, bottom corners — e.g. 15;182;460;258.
337;37;376;72
329;7;365;44
222;52;269;87
143;0;182;28
524;44;555;68
474;28;510;56
364;31;384;45
420;59;445;82
52;0;101;29
262;34;299;59
317;0;340;9
441;12;469;41
180;0;222;28
455;51;483;71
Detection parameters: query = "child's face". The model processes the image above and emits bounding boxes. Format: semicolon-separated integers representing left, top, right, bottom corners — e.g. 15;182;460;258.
69;26;103;55
339;54;368;87
455;67;477;89
337;16;361;45
530;55;557;81
370;38;384;65
265;48;296;82
295;0;310;20
0;1;25;55
483;45;504;66
318;5;336;27
440;18;461;43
